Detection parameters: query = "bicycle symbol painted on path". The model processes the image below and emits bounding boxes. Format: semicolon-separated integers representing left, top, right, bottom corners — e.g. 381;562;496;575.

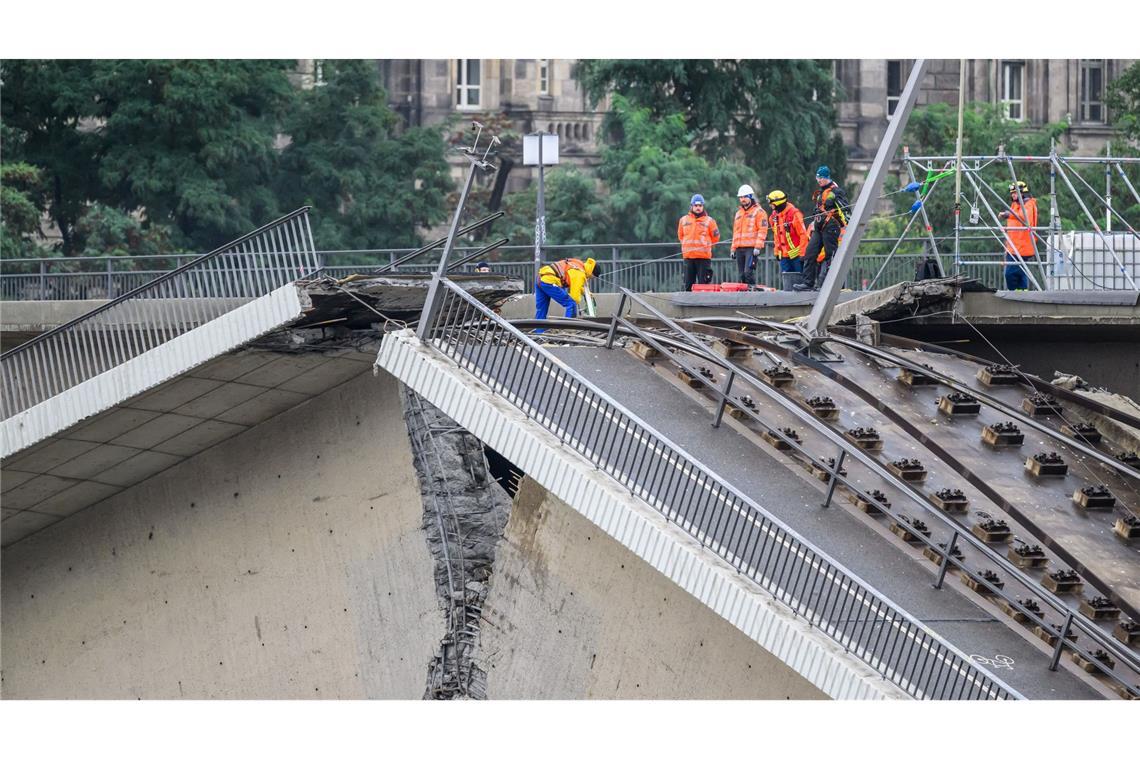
970;653;1015;670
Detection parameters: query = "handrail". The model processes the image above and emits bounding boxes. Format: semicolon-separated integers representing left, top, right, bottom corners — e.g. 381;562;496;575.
611;307;1138;693
420;276;1021;700
7;229;1137;300
1;208;319;419
371;211;504;274
506;311;1140;697
0;234;1063;266
1;207;313;361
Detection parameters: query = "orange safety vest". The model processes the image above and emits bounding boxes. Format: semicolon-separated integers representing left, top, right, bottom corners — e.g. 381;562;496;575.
543;257;587;286
732;203;769;251
812;182;848;228
1004;197;1038;259
770;203;807;259
677;212;720;259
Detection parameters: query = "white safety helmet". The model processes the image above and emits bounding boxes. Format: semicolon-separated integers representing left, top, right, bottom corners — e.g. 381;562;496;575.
737;184;755;198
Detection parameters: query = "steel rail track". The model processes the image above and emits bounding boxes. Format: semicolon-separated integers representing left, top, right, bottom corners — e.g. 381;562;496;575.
504;315;1140;692
832;327;1140;431
632;320;1140;682
669;320;1140;628
694;316;1140;456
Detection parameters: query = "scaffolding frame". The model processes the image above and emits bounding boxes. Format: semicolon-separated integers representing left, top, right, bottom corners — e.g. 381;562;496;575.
874;147;1140;291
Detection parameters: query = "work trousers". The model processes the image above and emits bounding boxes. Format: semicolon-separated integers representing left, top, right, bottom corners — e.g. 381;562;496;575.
734;248;759;286
802;224;842;289
1004;254;1035;291
536;280;577;320
683;258;712;291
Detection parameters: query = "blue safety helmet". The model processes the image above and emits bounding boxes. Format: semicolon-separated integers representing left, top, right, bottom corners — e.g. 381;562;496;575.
690;194;705;206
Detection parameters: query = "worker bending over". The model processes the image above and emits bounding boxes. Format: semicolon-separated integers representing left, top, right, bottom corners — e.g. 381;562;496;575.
536;257;601;321
678;194;720;291
798;165;849;291
731;184;769;287
767;190;808;290
999;181;1038;291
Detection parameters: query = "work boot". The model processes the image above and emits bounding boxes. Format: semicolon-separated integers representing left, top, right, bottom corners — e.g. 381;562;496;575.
791;282;812;292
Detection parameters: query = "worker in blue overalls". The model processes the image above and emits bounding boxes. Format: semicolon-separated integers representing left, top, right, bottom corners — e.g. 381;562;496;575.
535;257;600;321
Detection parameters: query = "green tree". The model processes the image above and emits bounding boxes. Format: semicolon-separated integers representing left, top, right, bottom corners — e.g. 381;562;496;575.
0;160;50;259
498;97;755;255
1107;60;1140;141
899;102;1067;245
73;204;177;259
0;61;102;255
1107;63;1140;225
89;60;297;252
596;96;752;244
276;60;453;254
576;59;847;200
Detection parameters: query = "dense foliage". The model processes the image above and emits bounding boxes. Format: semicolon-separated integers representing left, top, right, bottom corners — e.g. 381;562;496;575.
495;96;756;255
575;59;847;200
0;60;452;259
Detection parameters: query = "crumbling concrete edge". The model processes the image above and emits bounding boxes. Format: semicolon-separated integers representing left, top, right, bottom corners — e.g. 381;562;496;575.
375;330;909;700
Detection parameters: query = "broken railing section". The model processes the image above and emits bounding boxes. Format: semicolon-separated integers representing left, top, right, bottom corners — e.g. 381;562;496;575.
402;388;511;700
0;208;319;419
419;277;1020;700
369;211;505;275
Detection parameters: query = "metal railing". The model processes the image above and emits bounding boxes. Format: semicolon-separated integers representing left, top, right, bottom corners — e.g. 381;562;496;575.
1;208;318;419
606;301;1140;697
420;276;1019;700
7;227;1138;303
1;236;1084;301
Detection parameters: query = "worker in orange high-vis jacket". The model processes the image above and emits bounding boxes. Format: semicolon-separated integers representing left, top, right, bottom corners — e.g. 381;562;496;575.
536;257;601;321
678;194;720;291
799;165;850;291
998;181;1038;290
767;190;808;290
731;184;769;287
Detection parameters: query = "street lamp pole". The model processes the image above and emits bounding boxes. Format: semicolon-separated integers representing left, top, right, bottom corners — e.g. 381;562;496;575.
524;131;560;290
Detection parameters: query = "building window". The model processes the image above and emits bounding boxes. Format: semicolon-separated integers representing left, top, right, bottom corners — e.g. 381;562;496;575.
1001;61;1024;121
886;60;903;116
538;59;550;95
1079;59;1105;123
455;59;481;108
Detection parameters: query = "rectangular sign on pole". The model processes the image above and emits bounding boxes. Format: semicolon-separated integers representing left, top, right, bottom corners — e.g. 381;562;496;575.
523;134;559;166
526;133;559;288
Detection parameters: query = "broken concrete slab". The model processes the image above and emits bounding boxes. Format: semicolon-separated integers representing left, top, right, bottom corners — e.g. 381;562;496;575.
294;273;524;330
829;278;963;326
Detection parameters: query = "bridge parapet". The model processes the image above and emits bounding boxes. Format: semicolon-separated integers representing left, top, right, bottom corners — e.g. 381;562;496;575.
377;276;1022;700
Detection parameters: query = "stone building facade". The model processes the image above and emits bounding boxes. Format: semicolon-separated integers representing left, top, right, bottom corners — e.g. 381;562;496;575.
376;59;605;192
837;59;1134;179
299;58;1135;188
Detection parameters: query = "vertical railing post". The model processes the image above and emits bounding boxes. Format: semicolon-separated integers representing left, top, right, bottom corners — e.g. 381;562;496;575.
822;448;847;509
712;370;736;428
605;291;627;349
417;126;497;339
1049;612;1074;671
39;260;47;298
933;531;958;589
106;258;114;298
805;58;929;336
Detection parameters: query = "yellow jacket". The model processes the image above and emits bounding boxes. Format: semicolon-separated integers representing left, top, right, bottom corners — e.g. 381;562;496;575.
539;258;594;303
